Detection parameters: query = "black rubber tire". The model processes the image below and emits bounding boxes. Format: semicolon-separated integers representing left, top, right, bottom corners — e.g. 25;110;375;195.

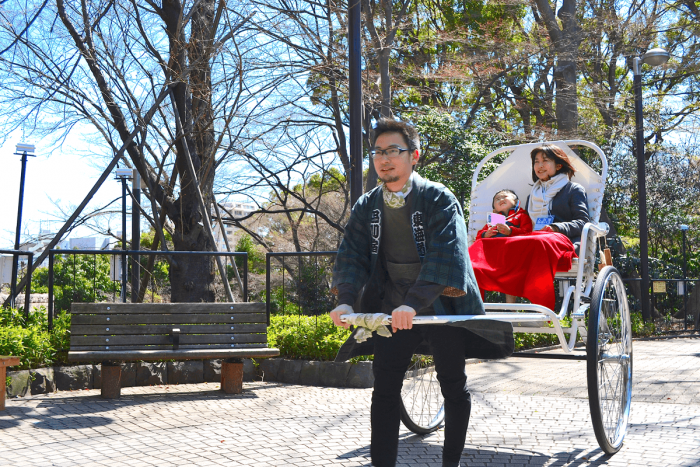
399;355;445;434
587;266;633;455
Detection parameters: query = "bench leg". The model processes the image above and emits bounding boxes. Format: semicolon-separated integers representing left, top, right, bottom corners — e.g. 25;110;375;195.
101;362;122;399
1;366;6;411
221;358;243;394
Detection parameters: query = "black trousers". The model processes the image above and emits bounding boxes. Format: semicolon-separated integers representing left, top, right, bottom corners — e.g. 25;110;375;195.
370;324;471;467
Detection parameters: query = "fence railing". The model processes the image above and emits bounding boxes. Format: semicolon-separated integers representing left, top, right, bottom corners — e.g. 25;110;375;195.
0;249;34;316
622;277;699;332
27;247;698;334
46;249;248;330
263;251;698;334
265;251;337;325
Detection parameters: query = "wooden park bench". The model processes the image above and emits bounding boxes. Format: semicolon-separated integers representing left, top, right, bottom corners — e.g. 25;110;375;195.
68;303;279;398
1;356;20;410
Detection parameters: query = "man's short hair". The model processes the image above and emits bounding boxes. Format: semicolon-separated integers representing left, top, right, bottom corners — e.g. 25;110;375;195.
370;118;421;153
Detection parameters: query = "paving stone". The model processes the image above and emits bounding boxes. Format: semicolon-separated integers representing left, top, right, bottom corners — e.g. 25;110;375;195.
166;361;204;385
277;359;302;384
242;359;256;381
54;365;93;391
203;360;221;383
300;360;321;386
319;361;352;387
258;358;281;382
137;362;167;386
1;338;700;466
121;362;137;388
346;361;373;388
29;368;55;395
92;364;102;389
5;370;30;398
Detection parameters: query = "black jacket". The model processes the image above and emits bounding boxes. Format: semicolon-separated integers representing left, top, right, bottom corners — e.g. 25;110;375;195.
527;181;590;244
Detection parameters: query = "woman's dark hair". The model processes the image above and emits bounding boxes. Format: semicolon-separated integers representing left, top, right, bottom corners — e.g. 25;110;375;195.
530;144;576;182
371;118;421;153
492;189;518;209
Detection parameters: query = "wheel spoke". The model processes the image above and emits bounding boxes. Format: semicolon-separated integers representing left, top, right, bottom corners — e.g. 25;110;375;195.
401;356;445;434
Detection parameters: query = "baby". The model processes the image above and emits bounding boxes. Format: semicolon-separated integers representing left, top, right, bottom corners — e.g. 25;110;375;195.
477;189;533;238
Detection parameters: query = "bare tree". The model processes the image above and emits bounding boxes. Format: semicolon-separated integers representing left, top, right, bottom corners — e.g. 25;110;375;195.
0;0;277;302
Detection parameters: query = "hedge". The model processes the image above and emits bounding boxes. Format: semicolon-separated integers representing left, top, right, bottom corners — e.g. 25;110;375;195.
1;306;656;369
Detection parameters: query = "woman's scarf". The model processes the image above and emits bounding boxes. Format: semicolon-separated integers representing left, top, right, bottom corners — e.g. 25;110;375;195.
527;173;569;221
381;172;414;209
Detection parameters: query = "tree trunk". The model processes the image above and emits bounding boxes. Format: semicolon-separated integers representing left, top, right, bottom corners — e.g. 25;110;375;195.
162;0;219;302
533;0;581;138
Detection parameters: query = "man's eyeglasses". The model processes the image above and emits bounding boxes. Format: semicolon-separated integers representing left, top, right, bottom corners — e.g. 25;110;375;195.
370;146;409;160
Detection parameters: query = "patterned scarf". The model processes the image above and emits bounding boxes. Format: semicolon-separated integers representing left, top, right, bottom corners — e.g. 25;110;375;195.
381;173;414;209
527;173;569;221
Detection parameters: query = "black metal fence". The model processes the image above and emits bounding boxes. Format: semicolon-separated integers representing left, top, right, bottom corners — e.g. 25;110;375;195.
46;249;248;330
30;247;698;334
262;251;698;334
622;277;699;333
0;249;34;316
265;251;337;325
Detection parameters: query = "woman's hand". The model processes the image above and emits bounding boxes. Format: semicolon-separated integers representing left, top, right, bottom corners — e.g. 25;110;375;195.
496;223;512;236
541;225;560;233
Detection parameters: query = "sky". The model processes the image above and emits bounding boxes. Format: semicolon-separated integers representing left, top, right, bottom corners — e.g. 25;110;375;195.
0;129;126;249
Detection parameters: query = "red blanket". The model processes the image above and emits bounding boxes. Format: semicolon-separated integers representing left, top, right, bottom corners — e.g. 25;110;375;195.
468;232;576;309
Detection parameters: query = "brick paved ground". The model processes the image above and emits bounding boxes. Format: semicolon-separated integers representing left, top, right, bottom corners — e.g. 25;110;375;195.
1;337;699;466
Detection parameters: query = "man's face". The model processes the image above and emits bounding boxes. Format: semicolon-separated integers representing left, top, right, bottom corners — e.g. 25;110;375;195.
372;132;419;191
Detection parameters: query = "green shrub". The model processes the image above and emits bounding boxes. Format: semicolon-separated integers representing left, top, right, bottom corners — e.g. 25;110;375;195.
268;314;361;361
0;323;55;370
235;235;265;274
513;332;559;351
0;305;662;370
32;253;118;312
0;306;69;369
50;311;72;365
630;311;656;337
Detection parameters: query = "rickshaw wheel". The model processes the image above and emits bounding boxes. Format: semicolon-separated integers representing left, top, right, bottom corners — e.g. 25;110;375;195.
587;266;633;455
399;354;445;434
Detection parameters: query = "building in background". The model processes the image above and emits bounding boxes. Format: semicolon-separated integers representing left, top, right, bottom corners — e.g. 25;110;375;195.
212;201;256;251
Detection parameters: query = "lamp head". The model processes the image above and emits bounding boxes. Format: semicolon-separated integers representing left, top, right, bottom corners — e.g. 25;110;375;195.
680;224;689;231
115;168;133;179
642;48;670;67
16;143;35;156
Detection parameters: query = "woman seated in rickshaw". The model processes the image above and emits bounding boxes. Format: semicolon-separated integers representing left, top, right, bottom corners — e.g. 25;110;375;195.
469;143;590;309
527;143;590;247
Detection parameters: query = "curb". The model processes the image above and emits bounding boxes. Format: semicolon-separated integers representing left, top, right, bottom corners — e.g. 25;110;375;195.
4;358;374;399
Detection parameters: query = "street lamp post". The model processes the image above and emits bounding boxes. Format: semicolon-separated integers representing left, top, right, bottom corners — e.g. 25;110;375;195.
632;47;670;322
680;224;689;330
348;0;362;206
115;168;132;303
131;169;141;302
9;143;36;310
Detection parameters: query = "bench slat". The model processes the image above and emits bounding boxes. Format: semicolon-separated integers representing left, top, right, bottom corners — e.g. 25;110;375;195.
67;347;280;362
68;302;278;365
70;343;268;351
71;323;267;335
71;303;265;314
1;356;20;367
71;334;267;346
71;313;266;325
